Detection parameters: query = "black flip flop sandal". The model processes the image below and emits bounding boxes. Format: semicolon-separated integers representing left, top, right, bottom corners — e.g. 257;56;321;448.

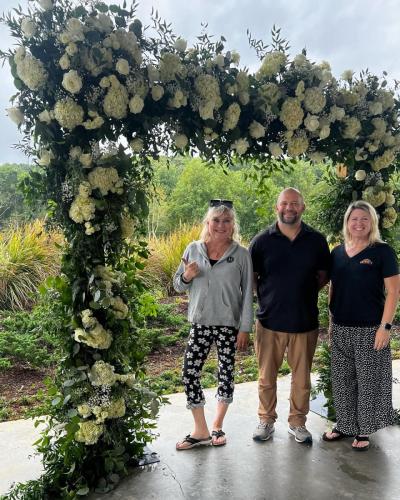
352;435;370;451
322;427;352;442
211;429;226;446
176;434;212;450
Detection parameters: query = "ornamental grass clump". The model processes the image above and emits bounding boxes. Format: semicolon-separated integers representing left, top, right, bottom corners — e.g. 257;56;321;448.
0;220;62;310
144;224;202;294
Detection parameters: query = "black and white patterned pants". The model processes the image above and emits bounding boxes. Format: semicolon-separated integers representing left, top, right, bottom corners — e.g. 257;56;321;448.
331;323;395;435
182;323;238;409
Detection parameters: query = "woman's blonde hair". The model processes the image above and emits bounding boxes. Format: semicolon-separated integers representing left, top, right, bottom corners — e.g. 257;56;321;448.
343;200;383;246
200;205;240;242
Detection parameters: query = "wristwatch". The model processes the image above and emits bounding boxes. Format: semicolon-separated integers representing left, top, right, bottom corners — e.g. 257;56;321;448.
380;322;392;331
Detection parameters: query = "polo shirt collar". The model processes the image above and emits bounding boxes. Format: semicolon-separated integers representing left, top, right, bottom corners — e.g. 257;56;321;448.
269;221;311;236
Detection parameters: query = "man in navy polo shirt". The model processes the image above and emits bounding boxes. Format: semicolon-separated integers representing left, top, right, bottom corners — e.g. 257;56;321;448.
250;188;330;444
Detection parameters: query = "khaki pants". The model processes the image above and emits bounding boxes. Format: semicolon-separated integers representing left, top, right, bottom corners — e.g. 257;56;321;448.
255;321;318;427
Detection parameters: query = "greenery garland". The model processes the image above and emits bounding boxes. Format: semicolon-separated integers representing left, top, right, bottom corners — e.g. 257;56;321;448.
1;0;399;496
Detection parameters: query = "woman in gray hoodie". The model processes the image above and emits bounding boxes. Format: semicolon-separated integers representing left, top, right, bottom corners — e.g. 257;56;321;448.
173;200;253;449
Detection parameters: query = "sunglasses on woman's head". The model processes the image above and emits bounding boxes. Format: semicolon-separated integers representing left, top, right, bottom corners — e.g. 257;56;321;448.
209;199;233;208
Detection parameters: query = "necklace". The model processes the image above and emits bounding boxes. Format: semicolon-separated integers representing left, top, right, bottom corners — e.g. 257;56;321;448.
206;241;231;259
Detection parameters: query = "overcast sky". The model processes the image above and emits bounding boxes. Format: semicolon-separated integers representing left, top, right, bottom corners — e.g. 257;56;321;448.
0;0;399;164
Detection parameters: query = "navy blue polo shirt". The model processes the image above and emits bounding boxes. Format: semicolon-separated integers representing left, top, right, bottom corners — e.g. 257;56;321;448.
249;222;330;333
330;243;399;327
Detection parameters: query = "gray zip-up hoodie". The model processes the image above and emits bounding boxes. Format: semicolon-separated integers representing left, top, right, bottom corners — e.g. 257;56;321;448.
173;240;254;332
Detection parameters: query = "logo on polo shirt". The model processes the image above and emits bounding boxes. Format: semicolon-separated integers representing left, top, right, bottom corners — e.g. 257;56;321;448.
227;256;234;263
359;258;373;265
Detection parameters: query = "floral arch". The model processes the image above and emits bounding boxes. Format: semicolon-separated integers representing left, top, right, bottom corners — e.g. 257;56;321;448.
2;0;399;496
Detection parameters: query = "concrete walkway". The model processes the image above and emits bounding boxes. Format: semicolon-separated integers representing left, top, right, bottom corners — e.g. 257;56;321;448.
1;361;399;500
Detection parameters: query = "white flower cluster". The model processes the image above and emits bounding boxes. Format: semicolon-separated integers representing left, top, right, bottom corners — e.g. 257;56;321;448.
88;167;124;196
194;74;223;120
257;51;287;79
223;103;241;131
231;138;249;155
54;98;84;130
74;310;113;350
14;47;47;90
102;75;129;119
62;69;83;94
69;182;96;224
75;421;104;445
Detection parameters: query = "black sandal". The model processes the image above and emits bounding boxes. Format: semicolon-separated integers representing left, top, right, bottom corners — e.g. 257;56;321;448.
352;435;370;451
211;429;226;446
322;427;352;442
176;434;212;450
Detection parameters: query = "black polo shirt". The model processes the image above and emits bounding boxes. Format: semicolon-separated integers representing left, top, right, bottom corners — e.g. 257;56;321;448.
330;243;399;327
249;222;330;333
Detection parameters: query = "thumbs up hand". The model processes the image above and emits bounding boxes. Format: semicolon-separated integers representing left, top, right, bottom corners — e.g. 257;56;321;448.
182;257;200;282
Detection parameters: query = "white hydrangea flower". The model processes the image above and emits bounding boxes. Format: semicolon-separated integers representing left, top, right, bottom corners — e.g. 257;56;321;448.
66;43;78;56
269;142;283;157
103;81;129;119
368;101;383;116
168;89;187;108
15;51;47;90
304;114;320;132
59;54;70;70
249;121;265;139
287;134;309;157
6;107;25;126
354;169;367;181
304;88;326;114
231;51;240;65
89;360;117;387
293;53;311;69
174;133;188;149
75;422;104;445
147;64;160;83
342;116;362;139
116;58;130;76
54;98;84;130
174;38;187;52
319;125;331;140
223;103;241;131
38;109;53;124
21;18;37;38
329;105;345;122
129;95;144;114
62;70;83;94
257;51;287;79
130;138;144;153
37;149;54;167
231;138;249;155
279;98;304;131
341;69;354;82
88;167;124;195
38;0;53;10
151;85;164;101
79;153;92;168
308;151;326;163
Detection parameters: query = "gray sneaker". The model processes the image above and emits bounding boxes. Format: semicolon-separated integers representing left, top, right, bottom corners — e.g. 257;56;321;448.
288;425;312;443
252;421;275;441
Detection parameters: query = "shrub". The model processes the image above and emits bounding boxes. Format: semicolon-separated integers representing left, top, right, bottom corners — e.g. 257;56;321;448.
0;296;64;368
0;220;62;310
142;223;201;294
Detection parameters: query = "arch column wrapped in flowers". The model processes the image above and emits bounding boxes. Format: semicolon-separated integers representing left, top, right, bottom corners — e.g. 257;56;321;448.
1;0;399;496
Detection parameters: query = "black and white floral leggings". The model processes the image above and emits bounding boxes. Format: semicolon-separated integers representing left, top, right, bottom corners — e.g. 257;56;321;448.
182;323;238;409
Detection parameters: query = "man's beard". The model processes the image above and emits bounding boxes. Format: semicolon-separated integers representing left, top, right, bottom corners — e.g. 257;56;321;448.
277;212;300;225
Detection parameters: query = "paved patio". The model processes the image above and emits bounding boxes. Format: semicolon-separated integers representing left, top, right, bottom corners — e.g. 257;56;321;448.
1;361;399;500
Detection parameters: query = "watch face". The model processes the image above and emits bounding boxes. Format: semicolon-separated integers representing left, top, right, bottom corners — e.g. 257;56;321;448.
384;323;392;330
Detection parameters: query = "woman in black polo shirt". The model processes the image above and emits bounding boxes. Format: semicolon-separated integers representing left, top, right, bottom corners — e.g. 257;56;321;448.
323;200;399;450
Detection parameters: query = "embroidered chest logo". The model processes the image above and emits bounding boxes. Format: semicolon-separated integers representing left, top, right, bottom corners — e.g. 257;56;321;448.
227;256;234;263
359;258;373;265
